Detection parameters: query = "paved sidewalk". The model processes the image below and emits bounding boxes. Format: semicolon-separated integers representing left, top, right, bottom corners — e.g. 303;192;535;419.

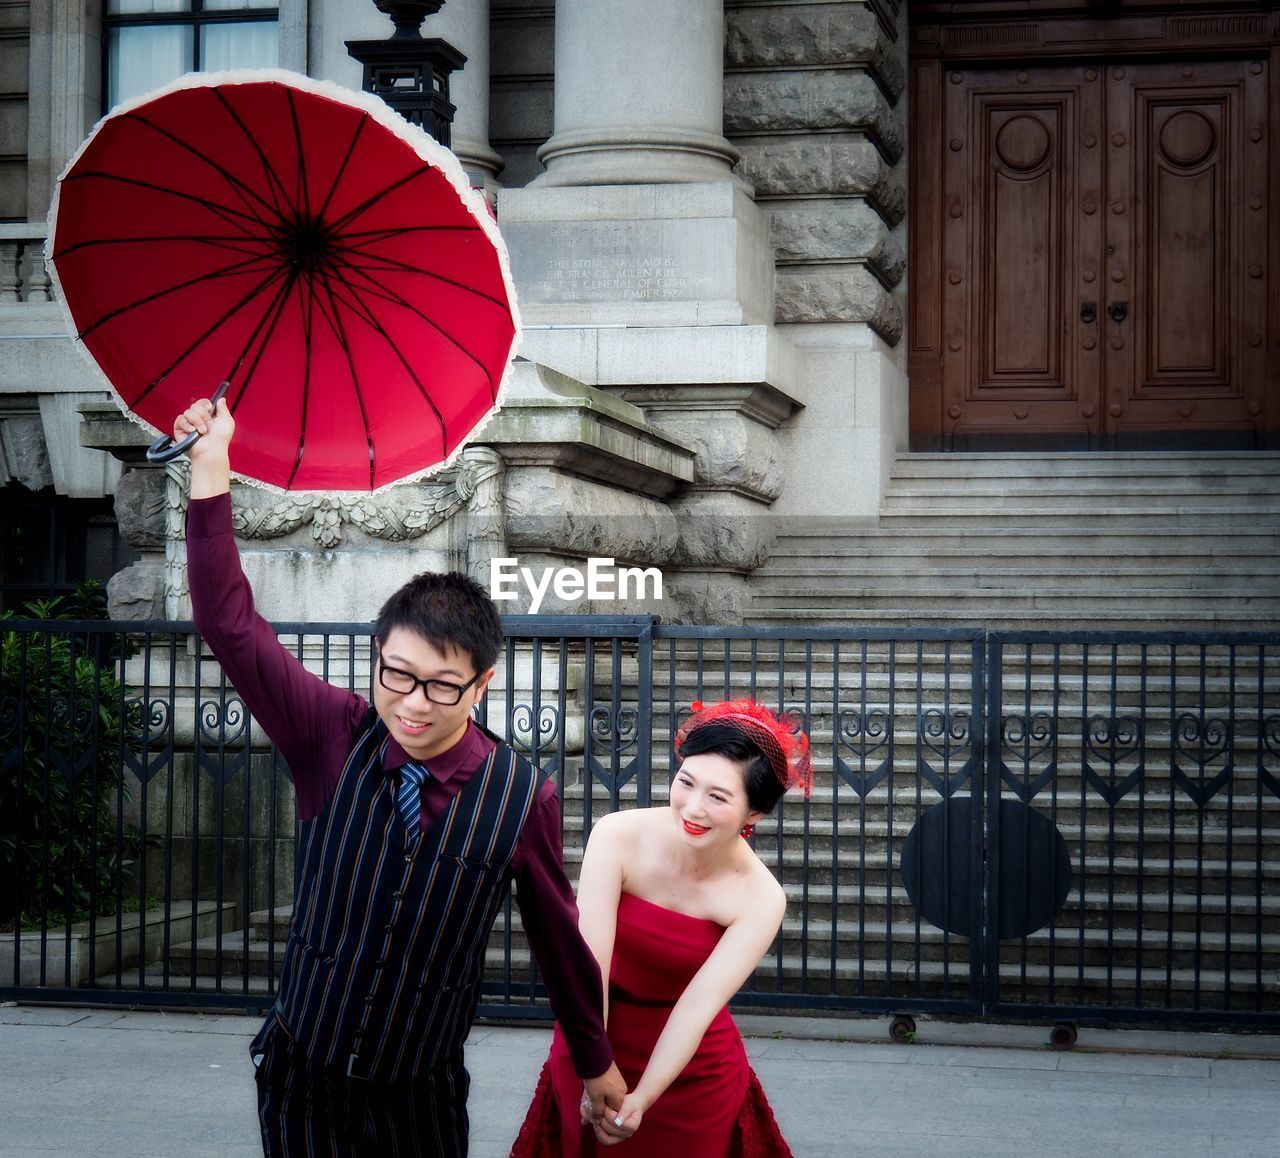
1;1003;1278;1157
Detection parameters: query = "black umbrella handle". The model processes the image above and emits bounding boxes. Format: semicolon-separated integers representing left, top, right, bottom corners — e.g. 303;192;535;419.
145;381;231;464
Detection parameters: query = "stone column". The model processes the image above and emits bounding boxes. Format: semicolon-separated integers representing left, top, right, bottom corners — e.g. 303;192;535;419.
427;0;503;191
535;0;738;186
26;0;99;221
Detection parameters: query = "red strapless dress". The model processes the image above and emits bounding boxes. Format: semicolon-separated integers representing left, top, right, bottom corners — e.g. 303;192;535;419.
510;892;792;1157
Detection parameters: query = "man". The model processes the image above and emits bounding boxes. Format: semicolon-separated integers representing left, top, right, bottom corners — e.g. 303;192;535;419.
175;395;625;1155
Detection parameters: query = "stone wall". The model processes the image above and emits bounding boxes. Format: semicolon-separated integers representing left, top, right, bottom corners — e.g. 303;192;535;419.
725;0;906;342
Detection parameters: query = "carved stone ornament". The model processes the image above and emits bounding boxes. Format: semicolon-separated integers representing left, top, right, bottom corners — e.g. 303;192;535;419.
162;448;505;617
164;459;191;619
230;451;504;548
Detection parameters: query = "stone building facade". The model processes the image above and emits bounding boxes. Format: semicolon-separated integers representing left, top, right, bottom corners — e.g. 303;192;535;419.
0;0;907;626
3;1;1276;625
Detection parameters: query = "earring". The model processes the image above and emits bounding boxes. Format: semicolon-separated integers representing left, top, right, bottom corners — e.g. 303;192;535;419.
740;823;755;839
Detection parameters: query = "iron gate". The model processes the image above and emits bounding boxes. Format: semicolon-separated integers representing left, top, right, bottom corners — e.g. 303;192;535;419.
3;617;1277;1029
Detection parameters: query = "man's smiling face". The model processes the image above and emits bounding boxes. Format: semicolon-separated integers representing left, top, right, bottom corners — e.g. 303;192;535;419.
373;628;493;761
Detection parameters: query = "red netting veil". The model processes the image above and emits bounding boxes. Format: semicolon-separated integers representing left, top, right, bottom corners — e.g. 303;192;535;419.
674;699;813;797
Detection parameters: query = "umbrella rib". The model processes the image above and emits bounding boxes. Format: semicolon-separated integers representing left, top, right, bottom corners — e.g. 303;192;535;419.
222;268;299;416
286;89;311;224
337;246;513;312
333;224;483;244
212;88;297;226
315;117;368;225
76;250;287;341
54;234;275;262
328;164;482;238
59;171;267;236
319;262;449;461
307;274;380;490
328;259;505;401
285;277;316;489
131;266;290;408
119;111;281;229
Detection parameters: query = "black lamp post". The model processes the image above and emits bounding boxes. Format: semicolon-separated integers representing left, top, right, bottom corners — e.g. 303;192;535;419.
347;1;466;145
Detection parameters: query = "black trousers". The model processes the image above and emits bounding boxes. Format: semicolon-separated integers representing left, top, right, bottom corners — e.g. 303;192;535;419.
254;1020;470;1157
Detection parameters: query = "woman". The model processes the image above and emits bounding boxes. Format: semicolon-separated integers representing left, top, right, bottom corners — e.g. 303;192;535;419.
511;699;810;1156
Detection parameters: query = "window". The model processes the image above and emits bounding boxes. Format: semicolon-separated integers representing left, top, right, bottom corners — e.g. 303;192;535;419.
0;486;139;613
104;1;280;110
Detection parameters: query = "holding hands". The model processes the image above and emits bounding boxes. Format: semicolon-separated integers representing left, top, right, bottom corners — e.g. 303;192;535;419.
580;1063;638;1144
589;1091;645;1146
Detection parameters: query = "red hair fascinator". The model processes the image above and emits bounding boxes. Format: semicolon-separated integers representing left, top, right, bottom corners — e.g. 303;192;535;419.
675;699;813;796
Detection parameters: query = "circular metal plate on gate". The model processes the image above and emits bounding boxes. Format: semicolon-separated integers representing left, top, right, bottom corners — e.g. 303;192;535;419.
899;797;1072;940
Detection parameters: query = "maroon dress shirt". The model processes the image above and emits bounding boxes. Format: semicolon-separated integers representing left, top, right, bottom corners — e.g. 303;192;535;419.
187;492;611;1079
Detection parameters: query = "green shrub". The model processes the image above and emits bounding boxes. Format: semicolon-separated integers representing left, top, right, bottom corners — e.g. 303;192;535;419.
0;582;151;930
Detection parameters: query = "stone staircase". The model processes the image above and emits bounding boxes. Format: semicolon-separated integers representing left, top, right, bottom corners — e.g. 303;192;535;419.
749;452;1280;629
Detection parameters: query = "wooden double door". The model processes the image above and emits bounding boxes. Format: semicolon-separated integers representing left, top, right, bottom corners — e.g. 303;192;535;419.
913;56;1274;449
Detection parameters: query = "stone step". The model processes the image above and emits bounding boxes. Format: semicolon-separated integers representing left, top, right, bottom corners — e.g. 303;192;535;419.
882;485;1280;509
773;522;1280;539
755;588;1280;614
870;507;1280;531
558;814;1280;849
766;539;1280;562
543;642;1266;675
760;550;1277;571
755;571;1277;595
889;451;1280;477
176;897;1279;982
644;666;1260;680
744;608;1280;630
774;920;1280;971
752;578;1274;606
558;780;1280;813
138;951;1269;1009
755;953;1271;1003
765;531;1280;558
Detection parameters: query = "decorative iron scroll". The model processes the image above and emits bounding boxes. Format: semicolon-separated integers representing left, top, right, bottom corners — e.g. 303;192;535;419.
1170;713;1232;808
999;712;1056;801
196;698;250;784
584;704;640;793
835;707;892;797
509;701;564;778
42;696;94;783
1260;713;1280;800
121;696;174;783
916;708;974;798
1082;714;1143;805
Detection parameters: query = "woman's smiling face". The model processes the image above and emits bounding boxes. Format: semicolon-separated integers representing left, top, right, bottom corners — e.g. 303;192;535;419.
669;752;762;844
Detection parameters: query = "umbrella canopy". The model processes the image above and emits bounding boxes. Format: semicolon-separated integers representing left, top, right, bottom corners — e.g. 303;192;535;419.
48;69;519;491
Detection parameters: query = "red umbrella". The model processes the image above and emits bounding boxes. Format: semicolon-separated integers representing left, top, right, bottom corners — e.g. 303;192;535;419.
48;69;519;491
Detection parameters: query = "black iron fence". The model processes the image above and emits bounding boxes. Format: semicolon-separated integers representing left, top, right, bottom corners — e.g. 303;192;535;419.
2;617;1277;1030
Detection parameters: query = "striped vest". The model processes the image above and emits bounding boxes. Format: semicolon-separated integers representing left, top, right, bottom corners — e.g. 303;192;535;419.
270;711;541;1081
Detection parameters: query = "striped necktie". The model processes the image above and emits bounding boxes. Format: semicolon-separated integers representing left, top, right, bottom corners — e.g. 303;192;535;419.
398;762;429;832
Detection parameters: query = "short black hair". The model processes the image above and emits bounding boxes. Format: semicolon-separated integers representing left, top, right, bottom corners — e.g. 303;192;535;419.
374;571;503;675
675;720;787;815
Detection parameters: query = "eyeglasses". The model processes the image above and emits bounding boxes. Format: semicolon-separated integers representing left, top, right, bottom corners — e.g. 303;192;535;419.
377;661;481;706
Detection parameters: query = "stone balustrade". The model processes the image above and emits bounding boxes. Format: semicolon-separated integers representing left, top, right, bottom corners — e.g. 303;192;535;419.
0;223;54;303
